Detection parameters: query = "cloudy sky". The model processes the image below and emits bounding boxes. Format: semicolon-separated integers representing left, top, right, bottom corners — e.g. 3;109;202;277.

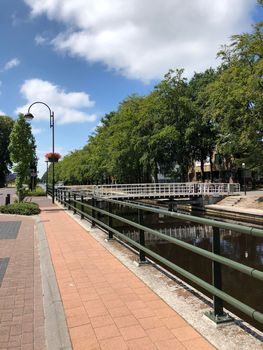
0;0;261;175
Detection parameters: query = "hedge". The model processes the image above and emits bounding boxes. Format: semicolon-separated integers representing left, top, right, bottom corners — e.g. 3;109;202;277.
0;202;40;215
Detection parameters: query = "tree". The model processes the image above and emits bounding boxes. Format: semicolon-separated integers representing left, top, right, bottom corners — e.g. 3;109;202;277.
188;69;218;181
0;115;14;187
153;69;194;181
8;114;36;201
205;12;263;173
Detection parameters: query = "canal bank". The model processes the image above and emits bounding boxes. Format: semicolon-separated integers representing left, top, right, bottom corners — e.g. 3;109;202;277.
204;190;263;223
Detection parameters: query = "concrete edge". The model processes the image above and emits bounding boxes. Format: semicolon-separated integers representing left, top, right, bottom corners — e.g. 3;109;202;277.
35;216;72;350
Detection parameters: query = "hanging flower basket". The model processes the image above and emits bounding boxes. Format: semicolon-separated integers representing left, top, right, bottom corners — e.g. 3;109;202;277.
45;152;61;163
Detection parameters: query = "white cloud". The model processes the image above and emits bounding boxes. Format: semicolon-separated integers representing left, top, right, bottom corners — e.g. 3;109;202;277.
16;79;97;124
1;58;20;72
31;126;43;135
24;0;257;81
0;110;5;115
35;34;48;45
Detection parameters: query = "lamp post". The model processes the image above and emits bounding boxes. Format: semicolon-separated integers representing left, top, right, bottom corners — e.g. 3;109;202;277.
45;160;49;197
242;162;246;196
24;102;55;203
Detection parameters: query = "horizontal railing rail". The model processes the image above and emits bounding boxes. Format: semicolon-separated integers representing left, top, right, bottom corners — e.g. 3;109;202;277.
93;182;240;198
55;188;263;326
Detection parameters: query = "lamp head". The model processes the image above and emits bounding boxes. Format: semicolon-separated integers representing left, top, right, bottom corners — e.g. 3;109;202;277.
24;112;34;120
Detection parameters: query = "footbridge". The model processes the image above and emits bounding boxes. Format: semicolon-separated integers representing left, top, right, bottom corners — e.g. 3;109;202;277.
60;182;240;200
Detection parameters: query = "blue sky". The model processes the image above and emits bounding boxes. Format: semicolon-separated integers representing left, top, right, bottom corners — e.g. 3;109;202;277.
0;0;261;175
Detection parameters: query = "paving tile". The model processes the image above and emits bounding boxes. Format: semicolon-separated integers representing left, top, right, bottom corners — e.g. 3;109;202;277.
182;337;215;350
146;327;175;342
100;336;128;350
127;336;157;350
90;315;114;328
156;338;186;350
138;316;164;330
113;315;138;328
119;324;147;340
94;324;120;340
171;326;201;341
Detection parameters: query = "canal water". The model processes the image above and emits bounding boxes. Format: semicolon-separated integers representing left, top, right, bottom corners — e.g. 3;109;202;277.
81;199;263;332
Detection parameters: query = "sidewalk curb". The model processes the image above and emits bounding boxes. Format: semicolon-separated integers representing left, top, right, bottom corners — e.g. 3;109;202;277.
36;216;72;350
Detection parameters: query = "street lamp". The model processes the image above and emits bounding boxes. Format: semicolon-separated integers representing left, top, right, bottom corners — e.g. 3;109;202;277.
24;102;55;203
242;162;246;196
45;160;49;197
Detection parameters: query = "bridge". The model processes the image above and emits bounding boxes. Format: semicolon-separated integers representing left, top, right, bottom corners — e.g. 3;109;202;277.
60;182;241;199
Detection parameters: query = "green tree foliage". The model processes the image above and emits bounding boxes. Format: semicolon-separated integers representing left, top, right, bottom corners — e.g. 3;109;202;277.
205;16;263;171
0;115;14;187
8;114;36;201
188;69;218;181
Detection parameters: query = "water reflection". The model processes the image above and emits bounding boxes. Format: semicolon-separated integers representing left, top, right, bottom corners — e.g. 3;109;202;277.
116;207;263;331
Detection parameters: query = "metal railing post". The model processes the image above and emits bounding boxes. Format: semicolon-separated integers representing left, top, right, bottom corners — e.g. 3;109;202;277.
68;191;71;210
91;197;96;227
212;227;223;316
81;195;84;219
63;190;66;206
73;194;76;214
138;208;146;264
205;226;232;324
108;202;113;240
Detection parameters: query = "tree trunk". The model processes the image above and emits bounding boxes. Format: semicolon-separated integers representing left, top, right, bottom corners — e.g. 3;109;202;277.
209;151;214;182
200;158;205;182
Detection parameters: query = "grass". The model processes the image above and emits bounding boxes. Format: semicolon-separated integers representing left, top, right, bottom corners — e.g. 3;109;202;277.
27;186;46;197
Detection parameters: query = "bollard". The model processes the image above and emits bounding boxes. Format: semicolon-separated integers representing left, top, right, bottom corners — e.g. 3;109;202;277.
5;194;10;206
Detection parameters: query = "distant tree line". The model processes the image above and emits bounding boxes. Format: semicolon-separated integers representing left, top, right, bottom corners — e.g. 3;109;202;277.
46;12;262;185
0;114;36;200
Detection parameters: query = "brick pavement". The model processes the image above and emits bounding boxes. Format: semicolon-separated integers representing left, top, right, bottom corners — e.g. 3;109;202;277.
38;197;215;350
0;215;45;350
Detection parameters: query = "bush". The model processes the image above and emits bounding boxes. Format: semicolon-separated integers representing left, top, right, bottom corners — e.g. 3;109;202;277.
0;202;40;215
27;186;46;197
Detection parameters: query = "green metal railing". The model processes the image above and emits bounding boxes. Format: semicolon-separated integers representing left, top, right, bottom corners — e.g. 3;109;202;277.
55;188;263;326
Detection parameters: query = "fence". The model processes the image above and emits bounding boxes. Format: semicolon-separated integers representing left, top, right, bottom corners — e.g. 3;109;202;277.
55;188;263;326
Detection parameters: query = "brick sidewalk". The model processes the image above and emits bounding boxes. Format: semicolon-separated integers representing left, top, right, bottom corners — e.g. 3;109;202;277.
38;198;215;350
0;215;45;350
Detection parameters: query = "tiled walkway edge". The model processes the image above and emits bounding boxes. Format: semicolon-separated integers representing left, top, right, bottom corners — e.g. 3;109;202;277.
36;217;72;350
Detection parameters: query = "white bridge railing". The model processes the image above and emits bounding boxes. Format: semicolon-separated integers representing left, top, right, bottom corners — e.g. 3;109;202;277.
93;182;240;199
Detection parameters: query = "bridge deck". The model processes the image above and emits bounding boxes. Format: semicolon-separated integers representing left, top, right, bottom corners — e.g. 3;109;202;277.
62;183;241;200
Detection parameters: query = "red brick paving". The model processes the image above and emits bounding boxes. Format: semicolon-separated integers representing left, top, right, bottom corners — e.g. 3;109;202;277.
0;215;45;350
37;198;216;350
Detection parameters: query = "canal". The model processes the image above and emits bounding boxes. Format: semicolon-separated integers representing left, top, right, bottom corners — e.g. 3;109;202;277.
79;198;263;332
